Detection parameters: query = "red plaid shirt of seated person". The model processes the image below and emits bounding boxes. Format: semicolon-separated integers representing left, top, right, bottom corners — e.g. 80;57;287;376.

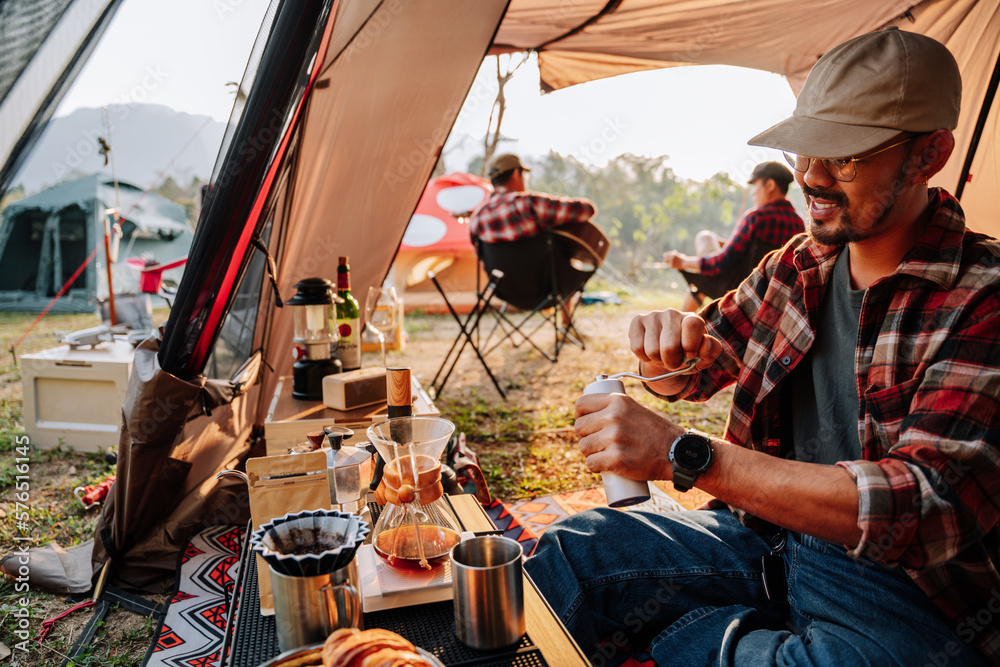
698;198;805;276
468;187;596;244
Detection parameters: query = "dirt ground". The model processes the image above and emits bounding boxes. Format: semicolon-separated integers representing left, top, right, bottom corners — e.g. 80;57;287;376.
0;293;734;665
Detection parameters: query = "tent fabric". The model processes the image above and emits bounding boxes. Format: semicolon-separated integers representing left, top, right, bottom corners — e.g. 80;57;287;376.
254;0;511;420
394;172;490;312
401;172;490;255
0;0;125;196
0;538;93;595
91;330;255;589
491;0;1000;237
158;0;332;379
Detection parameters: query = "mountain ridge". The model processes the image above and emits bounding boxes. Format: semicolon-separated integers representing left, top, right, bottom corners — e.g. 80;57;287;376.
12;103;226;195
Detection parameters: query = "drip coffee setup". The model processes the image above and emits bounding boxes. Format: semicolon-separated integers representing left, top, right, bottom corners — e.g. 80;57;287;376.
217;273;583;665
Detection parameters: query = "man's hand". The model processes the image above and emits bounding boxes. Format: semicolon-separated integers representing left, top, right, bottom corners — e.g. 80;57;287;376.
664;250;699;273
629;309;723;396
574;393;683;481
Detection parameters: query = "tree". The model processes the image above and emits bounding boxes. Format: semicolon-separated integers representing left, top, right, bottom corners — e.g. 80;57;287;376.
481;52;531;176
528;152;747;285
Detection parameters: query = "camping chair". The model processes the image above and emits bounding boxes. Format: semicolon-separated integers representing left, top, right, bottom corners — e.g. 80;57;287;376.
430;268;509;398
430;221;608;398
477;221;609;361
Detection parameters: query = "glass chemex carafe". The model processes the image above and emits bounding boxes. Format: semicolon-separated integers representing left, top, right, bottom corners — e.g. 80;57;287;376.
366;416;461;571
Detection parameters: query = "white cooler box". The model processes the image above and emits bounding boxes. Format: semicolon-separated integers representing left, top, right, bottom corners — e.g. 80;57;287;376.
20;340;135;452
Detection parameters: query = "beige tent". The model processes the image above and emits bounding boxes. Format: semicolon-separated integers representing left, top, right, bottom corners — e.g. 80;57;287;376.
5;0;991;588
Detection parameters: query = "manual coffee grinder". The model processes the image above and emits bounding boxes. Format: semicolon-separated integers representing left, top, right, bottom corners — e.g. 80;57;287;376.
289;277;344;400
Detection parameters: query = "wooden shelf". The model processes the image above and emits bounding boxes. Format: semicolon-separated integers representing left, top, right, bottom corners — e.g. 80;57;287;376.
263;374;439;455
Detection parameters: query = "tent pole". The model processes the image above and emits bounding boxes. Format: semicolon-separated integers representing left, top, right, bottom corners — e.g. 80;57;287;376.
956;47;1000;200
103;108;119;325
103;215;116;325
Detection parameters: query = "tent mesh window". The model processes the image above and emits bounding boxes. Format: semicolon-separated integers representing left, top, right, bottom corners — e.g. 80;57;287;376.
205;220;271;381
0;0;75;100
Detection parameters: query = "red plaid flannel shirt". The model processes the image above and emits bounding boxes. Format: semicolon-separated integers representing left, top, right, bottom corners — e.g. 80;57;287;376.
698;198;805;276
663;189;1000;662
468;187;596;243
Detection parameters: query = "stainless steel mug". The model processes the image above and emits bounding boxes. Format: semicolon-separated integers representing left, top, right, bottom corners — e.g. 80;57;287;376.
450;536;525;649
582;376;651;507
270;560;362;653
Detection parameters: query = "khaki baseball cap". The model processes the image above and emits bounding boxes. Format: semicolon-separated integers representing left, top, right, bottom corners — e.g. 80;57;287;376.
487;153;531;178
749;27;961;158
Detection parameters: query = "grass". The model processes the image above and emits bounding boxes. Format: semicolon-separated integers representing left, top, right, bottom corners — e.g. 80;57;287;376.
0;309;163;666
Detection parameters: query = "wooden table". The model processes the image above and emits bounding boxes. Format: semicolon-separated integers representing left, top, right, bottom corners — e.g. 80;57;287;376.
263;374;439;454
223;494;590;666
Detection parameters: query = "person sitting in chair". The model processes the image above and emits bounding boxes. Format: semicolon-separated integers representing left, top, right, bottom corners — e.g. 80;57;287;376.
664;161;804;311
468;153;597;243
469;153;601;330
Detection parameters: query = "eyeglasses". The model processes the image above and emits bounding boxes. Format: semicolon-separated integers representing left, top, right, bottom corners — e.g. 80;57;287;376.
782;137;915;183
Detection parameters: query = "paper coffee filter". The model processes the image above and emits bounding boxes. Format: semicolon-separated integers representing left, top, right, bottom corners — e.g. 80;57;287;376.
250;509;370;577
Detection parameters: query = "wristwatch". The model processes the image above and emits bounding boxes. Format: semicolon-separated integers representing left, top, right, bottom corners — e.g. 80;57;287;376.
668;431;713;492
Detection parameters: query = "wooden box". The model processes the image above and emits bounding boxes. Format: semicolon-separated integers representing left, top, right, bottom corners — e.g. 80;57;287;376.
19;340;134;452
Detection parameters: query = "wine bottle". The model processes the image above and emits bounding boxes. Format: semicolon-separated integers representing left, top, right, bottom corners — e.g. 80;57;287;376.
335;256;361;371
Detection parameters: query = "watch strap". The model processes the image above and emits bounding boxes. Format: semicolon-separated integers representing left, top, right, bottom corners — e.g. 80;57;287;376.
671;468;697;493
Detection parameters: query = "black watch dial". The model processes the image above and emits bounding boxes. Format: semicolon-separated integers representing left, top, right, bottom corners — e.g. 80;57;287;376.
672;435;712;471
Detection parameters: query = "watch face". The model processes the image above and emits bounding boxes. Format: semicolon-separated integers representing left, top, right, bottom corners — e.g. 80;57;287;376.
673;436;711;471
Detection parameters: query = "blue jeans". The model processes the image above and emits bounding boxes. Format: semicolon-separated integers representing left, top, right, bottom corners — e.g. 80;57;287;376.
524;508;985;666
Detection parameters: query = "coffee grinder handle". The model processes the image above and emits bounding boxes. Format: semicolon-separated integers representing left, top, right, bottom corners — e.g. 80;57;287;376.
582;377;651;508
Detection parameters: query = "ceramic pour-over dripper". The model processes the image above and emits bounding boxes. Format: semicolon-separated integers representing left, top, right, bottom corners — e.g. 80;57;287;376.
250;509;370;577
366;416;462;571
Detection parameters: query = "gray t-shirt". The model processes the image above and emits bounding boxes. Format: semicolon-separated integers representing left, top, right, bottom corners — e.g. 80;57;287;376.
789;249;865;465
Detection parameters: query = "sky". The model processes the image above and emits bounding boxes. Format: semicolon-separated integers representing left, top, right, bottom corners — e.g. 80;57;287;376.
57;0;797;184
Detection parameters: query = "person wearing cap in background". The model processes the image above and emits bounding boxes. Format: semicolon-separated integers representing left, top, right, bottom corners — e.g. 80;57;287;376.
663;160;804;311
526;27;999;666
467;153;597;243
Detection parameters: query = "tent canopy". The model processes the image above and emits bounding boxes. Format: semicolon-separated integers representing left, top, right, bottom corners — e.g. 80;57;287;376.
0;0;125;196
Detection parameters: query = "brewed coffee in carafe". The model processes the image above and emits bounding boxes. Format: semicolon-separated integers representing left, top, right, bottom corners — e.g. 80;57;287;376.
366;416;461;571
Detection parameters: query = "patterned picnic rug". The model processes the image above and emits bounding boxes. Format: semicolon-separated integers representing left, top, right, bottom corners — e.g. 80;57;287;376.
144;482;709;667
485;479;710;558
143;524;244;667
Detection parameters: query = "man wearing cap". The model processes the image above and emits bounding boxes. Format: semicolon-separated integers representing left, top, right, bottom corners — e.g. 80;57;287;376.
468;153;597;243
664;161;804;310
526;28;999;666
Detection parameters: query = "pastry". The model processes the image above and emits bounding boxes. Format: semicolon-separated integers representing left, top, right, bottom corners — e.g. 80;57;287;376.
360;648;436;666
322;628;418;667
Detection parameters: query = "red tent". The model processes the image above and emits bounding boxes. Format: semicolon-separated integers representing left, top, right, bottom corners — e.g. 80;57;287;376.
393;172;491;313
